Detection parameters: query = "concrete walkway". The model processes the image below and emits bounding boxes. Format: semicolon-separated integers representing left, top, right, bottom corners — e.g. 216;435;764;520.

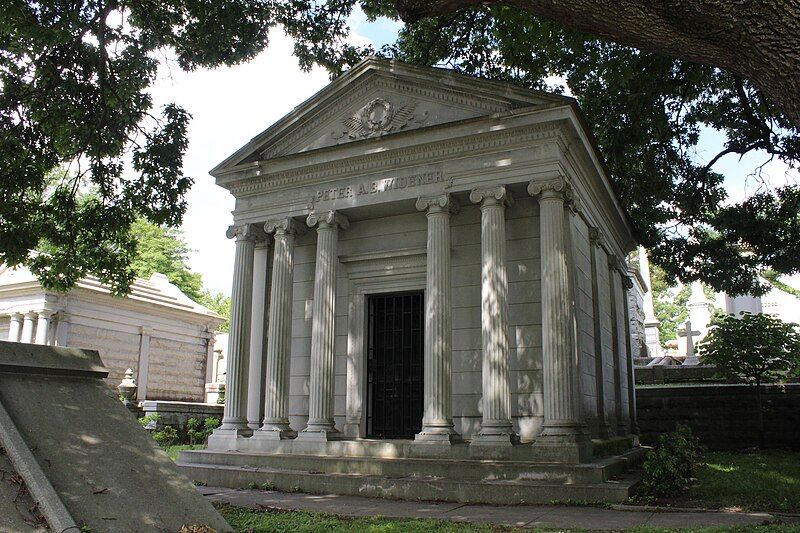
199;486;776;530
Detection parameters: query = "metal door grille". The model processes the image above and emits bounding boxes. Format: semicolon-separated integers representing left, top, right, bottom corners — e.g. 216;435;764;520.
366;291;424;439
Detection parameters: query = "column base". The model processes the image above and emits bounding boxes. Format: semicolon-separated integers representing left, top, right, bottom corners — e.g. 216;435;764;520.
414;423;461;444
297;424;342;442
343;420;361;438
532;433;592;464
252;426;297;441
247;420;263;431
471;420;517;446
207;427;250;451
470;431;519;446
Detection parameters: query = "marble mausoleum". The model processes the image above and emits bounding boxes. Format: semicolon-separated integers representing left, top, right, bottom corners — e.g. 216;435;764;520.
180;58;644;502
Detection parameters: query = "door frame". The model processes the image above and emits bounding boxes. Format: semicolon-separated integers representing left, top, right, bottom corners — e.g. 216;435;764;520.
365;289;425;439
340;248;426;439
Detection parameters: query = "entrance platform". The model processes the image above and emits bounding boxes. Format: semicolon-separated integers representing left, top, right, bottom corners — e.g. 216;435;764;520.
177;438;646;504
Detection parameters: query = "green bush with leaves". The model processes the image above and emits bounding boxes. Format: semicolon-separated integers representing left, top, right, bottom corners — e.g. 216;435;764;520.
640;424;701;497
152;425;179;448
187;417;221;445
699;312;800;448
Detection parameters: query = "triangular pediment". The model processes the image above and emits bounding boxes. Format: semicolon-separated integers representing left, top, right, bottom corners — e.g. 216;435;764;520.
212;58;570;175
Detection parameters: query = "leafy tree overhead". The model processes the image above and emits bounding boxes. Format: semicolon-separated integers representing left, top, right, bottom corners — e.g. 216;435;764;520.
2;1;799;297
129;219;231;330
391;0;800;130
0;0;368;295
129;218;203;301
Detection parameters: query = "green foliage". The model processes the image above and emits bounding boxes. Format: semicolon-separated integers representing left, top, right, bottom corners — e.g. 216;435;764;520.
369;2;800;296
197;292;231;332
7;0;800;298
152;425;178;448
187;416;221;445
688;451;800;513
699;313;800;386
138;413;161;430
0;1;367;294
640;424;701;497
129;219;203;301
763;270;800;300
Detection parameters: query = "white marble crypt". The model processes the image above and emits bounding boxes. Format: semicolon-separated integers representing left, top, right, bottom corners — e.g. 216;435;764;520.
205;58;639;463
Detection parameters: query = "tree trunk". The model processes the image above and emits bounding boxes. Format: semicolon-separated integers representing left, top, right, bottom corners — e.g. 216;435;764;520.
395;0;800;129
755;382;765;450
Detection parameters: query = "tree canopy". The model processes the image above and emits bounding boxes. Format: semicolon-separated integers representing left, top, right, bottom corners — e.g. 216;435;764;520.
2;1;798;296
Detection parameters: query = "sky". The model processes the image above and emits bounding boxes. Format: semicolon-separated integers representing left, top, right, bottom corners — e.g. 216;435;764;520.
148;11;797;296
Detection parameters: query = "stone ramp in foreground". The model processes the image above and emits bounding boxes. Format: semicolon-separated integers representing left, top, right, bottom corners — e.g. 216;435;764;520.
0;341;232;532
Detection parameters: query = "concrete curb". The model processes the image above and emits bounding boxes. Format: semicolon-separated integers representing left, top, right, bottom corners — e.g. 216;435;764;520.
611;503;775;519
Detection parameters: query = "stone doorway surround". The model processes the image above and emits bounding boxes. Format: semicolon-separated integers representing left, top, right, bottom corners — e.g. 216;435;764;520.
339;247;427;439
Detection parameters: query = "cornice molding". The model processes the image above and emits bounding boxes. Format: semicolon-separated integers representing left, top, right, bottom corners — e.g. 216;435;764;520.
226;123;562;198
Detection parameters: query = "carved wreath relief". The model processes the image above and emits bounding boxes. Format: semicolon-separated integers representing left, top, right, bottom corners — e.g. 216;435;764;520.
332;98;427;142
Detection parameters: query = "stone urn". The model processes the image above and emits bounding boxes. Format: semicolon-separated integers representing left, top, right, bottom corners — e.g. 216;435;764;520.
117;368;138;409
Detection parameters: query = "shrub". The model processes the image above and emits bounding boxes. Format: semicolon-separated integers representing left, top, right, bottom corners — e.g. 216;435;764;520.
639;424;701;497
152;425;179;448
187;417;221;445
699;312;800;448
138;413;160;430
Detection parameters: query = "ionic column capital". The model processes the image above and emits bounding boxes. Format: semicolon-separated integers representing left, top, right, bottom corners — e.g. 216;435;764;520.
588;227;605;248
469;186;514;208
226;223;268;242
416;193;459;215
23;311;37;320
527;176;573;202
307;210;349;230
37;309;55;319
264;217;306;237
8;312;23;320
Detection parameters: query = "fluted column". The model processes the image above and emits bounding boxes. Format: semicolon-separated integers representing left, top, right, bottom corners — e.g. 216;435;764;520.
20;312;36;343
34;311;52;345
608;258;626;435
529;177;589;462
246;237;272;430
470;186;516;445
7;313;22;342
621;275;640;437
255;218;305;441
638;247;661;357
299;210;348;441
414;194;460;443
589;228;612;439
215;223;263;437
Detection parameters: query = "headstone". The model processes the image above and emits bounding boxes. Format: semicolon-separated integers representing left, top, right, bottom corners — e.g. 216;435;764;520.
677;320;703;365
0;341;232;532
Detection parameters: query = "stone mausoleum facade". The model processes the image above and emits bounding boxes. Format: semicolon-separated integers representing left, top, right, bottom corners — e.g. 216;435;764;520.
0;266;223;401
185;59;642;499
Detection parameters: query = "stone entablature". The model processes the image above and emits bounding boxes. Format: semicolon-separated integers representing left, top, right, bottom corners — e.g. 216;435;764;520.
205;57;639;463
0;267;223;402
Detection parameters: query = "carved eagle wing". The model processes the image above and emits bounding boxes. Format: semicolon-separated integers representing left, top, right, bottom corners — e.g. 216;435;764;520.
389;101;418;131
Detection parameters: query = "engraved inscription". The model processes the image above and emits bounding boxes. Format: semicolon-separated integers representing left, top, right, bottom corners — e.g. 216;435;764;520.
313;172;443;202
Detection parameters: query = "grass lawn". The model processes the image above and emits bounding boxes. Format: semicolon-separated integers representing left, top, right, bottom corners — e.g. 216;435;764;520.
164;443;204;461
215;504;800;532
654;451;800;513
215;504;495;532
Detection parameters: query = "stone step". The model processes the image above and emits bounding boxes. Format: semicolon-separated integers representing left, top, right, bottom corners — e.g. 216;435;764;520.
178;461;643;505
179;447;645;484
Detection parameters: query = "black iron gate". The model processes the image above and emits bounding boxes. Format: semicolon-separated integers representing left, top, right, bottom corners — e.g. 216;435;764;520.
366;291;424;439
